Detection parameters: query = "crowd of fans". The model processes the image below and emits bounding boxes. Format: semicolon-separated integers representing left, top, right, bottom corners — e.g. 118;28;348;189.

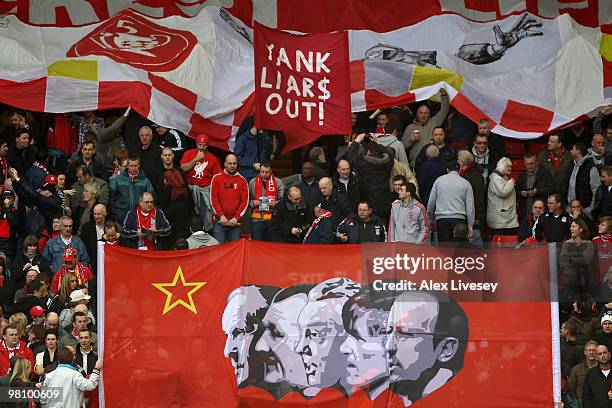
0;94;608;406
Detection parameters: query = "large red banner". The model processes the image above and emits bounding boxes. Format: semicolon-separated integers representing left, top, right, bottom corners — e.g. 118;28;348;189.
100;241;558;407
254;24;351;135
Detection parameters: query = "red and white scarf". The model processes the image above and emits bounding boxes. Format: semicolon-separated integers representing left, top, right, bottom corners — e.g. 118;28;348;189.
33;161;49;175
252;175;278;220
137;205;157;250
303;210;333;243
1;339;21;358
52;263;93;293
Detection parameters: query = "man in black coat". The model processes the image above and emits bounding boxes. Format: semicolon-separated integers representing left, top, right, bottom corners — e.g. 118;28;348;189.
515;153;555;220
79;204;107;274
128;125;163;194
534;193;571;243
582;344;612;408
315;177;351;224
336;201;386;243
270;187;313;244
345;133;395;221
593;166;612;219
332;159;360;212
458;150;486;247
6;128;36;175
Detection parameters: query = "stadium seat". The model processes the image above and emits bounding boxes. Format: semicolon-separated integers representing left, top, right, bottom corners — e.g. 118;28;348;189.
502;138;526;159
512;159;526;172
529;142;548;155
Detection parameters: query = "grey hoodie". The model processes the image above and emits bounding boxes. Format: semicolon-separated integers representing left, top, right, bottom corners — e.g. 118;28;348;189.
187;231;219;249
388;198;428;243
377;134;409;165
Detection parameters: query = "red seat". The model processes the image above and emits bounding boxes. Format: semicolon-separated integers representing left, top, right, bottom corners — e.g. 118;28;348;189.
502;137;526;159
512;159;526;172
529;142;548;155
491;235;518;247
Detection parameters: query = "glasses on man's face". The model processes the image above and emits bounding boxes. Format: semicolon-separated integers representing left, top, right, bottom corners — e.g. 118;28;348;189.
476;141;488;146
143;200;154;204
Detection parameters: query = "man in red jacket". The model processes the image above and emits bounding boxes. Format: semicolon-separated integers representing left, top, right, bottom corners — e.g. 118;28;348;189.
0;324;34;375
180;134;221;232
210;154;248;243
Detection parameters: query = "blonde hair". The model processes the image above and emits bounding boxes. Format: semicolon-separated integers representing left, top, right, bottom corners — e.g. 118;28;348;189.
9;313;27;339
60;274;75;304
9;358;31;385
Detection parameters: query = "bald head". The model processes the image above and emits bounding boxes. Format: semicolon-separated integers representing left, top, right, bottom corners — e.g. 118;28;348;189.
318;177;333;198
93;203;107;226
45;312;59;329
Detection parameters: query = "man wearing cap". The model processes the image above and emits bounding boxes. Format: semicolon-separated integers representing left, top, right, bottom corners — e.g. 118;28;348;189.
30;306;46;326
59;291;93;329
180;134;221;232
43;216;89;274
49;248;93;293
427;160;475;243
594;311;612;354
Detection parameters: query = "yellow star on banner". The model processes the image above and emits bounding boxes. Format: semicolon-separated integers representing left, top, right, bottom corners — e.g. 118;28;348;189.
152;266;207;315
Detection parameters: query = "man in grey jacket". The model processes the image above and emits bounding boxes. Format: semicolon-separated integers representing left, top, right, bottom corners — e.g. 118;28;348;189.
186;217;219;249
427;161;475;243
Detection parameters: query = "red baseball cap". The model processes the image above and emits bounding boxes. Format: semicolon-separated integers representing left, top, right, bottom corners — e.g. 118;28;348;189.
63;247;77;262
196;134;209;144
44;174;58;186
30;306;46;318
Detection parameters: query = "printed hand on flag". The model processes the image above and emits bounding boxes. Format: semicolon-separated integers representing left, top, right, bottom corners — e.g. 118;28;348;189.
493;13;543;50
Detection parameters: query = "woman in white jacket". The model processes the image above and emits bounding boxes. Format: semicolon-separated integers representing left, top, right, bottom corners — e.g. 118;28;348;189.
487;157;519;235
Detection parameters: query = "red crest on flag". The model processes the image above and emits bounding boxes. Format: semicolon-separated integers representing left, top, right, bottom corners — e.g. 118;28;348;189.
66;9;197;72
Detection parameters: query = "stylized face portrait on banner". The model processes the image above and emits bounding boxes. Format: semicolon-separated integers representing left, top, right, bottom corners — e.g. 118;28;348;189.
254;23;351;135
100;241;560;407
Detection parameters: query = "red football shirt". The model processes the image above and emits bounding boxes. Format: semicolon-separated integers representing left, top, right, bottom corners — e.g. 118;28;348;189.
180;149;221;187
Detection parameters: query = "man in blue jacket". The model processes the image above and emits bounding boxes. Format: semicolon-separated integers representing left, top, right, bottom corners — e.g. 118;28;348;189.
234;126;272;181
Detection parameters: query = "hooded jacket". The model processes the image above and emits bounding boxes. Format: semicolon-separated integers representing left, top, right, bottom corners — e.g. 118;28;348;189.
345;142;395;218
377;134;408;165
187;231;219;248
388;199;428;243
